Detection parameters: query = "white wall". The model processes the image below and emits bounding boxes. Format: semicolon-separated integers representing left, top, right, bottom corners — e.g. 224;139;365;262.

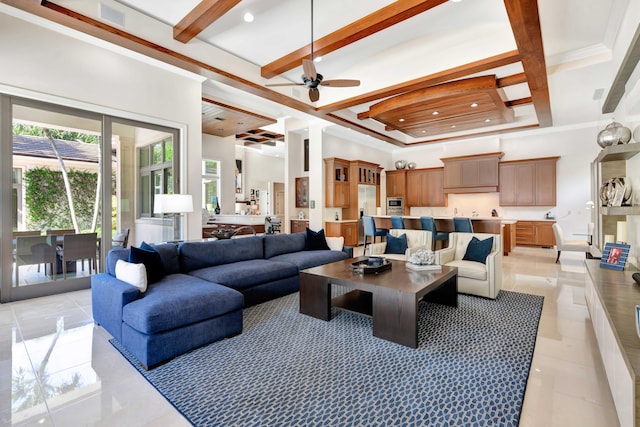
0;9;203;244
202;134;235;215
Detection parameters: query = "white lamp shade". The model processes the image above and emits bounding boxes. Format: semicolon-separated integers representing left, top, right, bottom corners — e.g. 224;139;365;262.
154;194;194;214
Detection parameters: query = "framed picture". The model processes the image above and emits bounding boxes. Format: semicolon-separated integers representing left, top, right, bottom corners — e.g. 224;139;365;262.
600;242;631;270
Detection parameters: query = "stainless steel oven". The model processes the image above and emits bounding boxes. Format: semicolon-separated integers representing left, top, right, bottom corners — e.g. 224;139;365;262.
386;197;404;215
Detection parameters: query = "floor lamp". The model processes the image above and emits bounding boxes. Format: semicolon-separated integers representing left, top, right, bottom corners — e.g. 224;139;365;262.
154;194;193;243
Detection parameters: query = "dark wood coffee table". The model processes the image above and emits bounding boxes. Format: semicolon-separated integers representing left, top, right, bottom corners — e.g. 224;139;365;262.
299;257;458;348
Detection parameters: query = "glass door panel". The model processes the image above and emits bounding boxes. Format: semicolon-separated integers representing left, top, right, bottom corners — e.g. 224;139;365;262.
7;100;103;298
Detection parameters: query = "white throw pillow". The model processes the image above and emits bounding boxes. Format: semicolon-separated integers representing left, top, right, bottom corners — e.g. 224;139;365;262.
115;259;148;292
326;236;344;251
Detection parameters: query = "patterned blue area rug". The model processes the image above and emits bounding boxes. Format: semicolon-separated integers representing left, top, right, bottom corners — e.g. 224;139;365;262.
111;290;543;427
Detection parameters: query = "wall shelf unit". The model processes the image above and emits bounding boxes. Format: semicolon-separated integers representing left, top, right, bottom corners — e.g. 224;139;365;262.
593;143;640;253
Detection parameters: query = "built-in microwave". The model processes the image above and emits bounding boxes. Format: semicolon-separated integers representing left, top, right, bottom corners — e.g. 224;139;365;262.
387;197;404;215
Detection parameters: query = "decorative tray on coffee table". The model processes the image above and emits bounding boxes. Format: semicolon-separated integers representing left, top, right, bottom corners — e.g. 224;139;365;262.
350;257;392;274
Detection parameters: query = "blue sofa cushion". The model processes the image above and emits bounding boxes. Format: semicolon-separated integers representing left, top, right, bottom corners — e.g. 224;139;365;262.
188;259;298;291
305;228;330;251
122;274;243;334
130;243;164;284
179;237;264;272
107;243;179;277
263;233;306;259
269;250;348;271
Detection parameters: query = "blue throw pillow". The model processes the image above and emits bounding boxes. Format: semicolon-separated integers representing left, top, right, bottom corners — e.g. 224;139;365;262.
462;236;494;264
385;233;408;255
305;228;330;251
129;242;165;284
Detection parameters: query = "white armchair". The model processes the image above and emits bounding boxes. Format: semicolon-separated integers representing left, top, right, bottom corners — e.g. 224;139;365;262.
369;229;433;261
435;232;502;299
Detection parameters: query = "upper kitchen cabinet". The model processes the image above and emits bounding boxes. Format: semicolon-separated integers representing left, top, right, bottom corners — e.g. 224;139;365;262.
441;152;503;193
351;160;382;185
406;168;446;207
324;157;350;208
499;157;559;206
386;170;407;198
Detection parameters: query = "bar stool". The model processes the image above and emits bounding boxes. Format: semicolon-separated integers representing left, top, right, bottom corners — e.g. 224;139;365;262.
363;216;388;255
420;216;449;250
453;217;474;233
390;216;405;229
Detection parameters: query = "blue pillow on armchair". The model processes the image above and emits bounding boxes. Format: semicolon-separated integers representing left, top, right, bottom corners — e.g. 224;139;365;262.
384;233;408;255
462;236;494;264
129;242;165;284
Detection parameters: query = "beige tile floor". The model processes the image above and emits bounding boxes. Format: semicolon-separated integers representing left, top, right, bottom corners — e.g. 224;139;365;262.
0;246;620;426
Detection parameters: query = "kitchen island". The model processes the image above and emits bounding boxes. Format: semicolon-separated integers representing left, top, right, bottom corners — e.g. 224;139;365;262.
373;215;504;234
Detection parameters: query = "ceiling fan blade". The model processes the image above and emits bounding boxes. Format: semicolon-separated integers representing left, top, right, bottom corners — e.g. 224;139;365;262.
309;88;320;102
320;79;361;87
265;83;305;87
302;59;317;81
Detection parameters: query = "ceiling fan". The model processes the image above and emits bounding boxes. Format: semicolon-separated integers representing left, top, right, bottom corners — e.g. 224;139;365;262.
266;0;360;102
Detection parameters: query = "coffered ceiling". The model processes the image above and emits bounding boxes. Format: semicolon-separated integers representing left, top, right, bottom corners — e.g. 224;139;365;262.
1;0;627;148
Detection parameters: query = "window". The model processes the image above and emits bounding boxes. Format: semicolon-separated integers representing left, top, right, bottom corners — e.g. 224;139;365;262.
138;137;174;217
202;159;221;212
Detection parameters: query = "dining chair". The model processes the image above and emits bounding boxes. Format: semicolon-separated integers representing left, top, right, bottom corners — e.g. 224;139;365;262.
390;216;405;229
552;223;591;263
46;228;76;236
57;233;98;278
453;217;474;233
112;228;130;248
420;216;449;250
15;235;57;284
363;216;388;255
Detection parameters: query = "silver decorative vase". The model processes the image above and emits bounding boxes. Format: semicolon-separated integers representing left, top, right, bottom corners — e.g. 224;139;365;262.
395;160;407;169
597;121;632;147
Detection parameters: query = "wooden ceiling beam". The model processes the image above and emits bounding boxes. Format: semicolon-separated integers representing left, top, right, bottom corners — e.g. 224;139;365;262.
173;0;241;44
260;0;448;79
504;0;552;127
320;50;522;113
497;72;527;88
505;97;532;107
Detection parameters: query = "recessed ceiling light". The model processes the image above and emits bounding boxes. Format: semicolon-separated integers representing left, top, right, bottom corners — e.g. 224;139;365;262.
471;103;478;108
432;111;439;115
485;119;491;123
421;130;427;133
243;12;254;22
399;118;405;122
314;56;322;63
451;125;456;128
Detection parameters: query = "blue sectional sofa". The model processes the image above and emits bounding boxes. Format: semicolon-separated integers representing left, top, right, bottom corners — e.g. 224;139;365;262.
91;232;352;369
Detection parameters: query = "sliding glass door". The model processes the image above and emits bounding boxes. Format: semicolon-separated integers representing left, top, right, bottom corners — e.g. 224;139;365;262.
0;96;179;302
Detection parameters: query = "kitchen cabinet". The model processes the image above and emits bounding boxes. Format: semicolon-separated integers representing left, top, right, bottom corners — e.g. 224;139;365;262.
499;157;558;206
290;219;309;234
351;160;382;185
324;158;350;208
515;220;555;247
406;168;446;207
295;177;309;208
325;221;358;247
386;170;406;198
502;222;517;256
441;152;503;193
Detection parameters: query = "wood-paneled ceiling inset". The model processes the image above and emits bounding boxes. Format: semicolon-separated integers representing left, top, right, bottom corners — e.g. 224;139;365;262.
202;98;277;137
360;75;515;138
236;128;285;147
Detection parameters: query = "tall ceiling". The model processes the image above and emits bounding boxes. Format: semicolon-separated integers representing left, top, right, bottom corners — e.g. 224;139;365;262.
0;0;630;149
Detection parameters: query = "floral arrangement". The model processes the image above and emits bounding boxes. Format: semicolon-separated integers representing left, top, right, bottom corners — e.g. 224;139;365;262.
409;248;435;265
